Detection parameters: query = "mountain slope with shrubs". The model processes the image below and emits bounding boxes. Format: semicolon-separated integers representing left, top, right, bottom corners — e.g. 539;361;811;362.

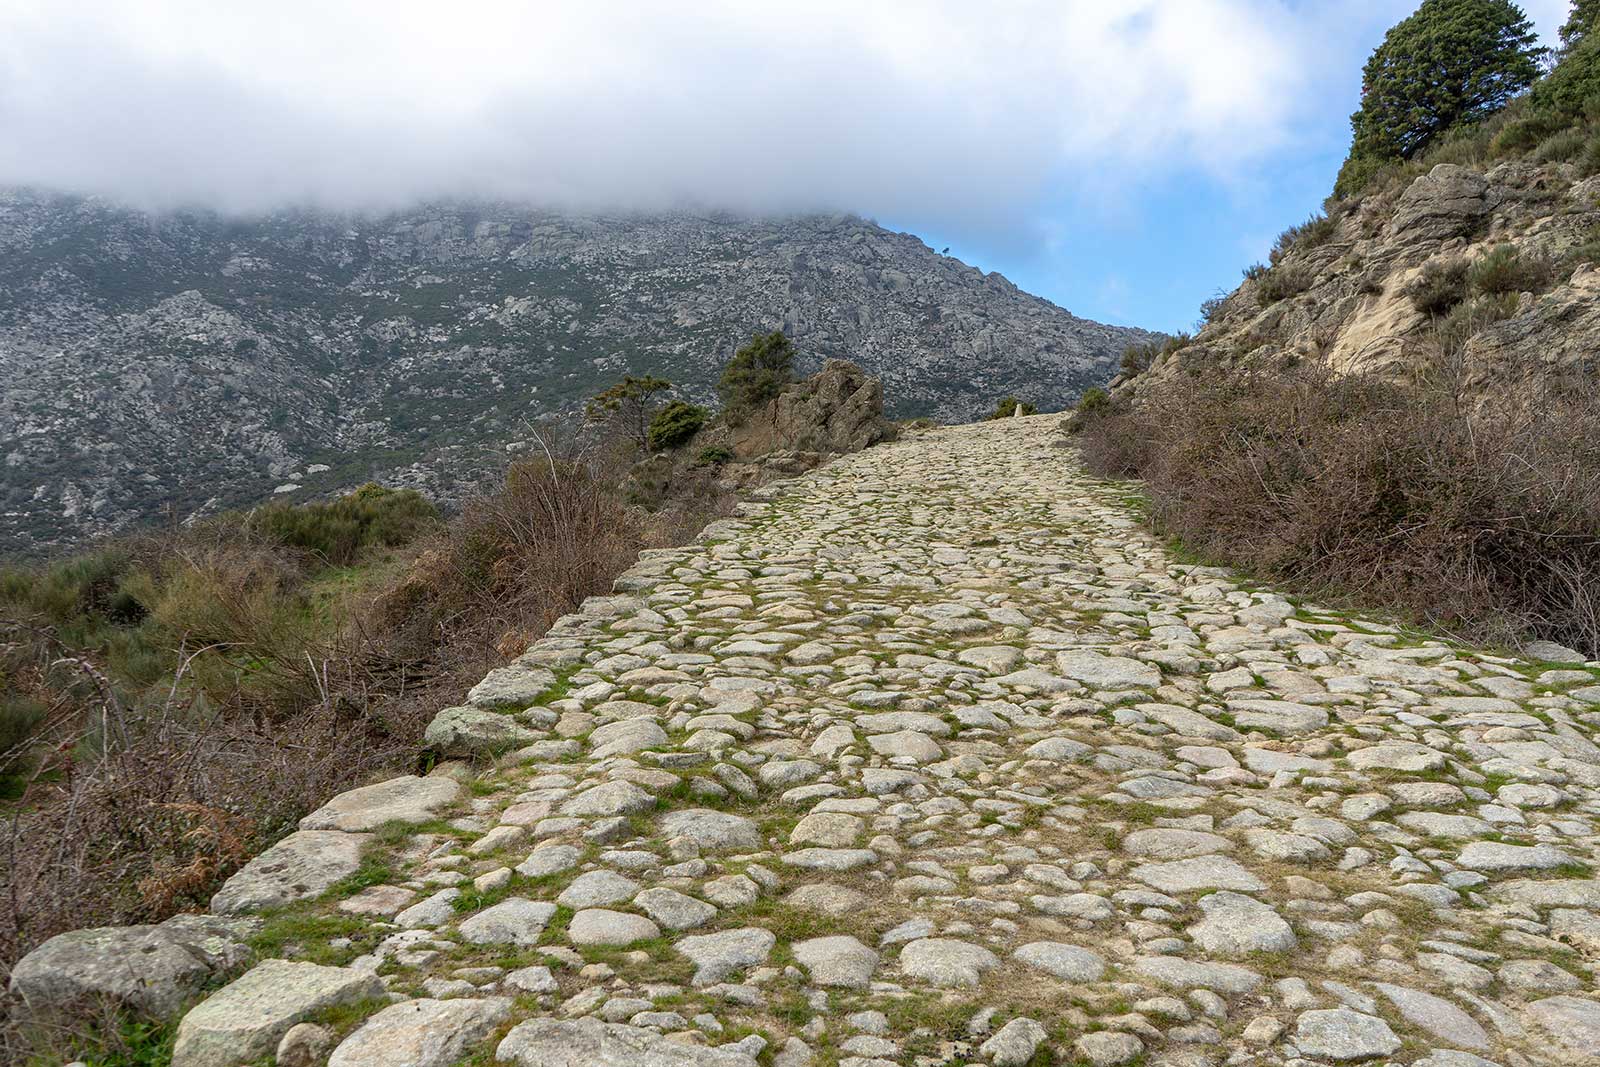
0;197;1153;556
1076;0;1600;659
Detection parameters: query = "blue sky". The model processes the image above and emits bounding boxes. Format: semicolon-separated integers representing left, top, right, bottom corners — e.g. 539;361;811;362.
0;1;1577;336
891;2;1575;334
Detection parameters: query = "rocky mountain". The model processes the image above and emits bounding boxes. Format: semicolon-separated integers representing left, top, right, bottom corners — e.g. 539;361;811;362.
0;190;1152;555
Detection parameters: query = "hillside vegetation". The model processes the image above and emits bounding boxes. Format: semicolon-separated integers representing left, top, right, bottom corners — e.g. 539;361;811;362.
1075;0;1600;660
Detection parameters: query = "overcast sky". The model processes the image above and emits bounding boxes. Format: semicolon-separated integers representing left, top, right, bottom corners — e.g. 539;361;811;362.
0;1;1577;331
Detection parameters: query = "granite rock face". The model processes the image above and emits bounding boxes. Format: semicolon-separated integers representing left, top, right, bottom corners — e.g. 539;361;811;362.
0;193;1152;554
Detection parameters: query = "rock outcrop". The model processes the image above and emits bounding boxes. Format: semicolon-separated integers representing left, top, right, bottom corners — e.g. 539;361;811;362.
1111;158;1600;404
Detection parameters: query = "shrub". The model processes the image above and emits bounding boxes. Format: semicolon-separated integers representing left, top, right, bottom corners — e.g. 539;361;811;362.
1533;128;1589;162
1272;213;1339;263
1076;387;1111;416
0;437;730;1012
1532;35;1600;120
1407;258;1471;316
988;396;1038;419
1582;134;1600;176
1074;363;1600;658
695;445;735;466
1433;292;1521;354
1118;342;1162;376
717;331;794;417
646;400;708;450
245;485;440;566
1468;244;1555;296
1256;265;1313;304
1198;293;1229;325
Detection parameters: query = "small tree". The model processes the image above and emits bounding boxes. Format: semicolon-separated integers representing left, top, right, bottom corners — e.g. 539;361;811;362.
717;331;794;417
585;375;672;451
1334;0;1544;198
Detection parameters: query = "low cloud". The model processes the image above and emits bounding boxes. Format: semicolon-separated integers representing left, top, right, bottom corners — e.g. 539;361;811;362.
0;1;1321;224
0;1;1575;251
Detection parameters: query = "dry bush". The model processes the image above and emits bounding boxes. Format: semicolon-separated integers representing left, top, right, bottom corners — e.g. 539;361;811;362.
1076;361;1600;657
0;433;732;998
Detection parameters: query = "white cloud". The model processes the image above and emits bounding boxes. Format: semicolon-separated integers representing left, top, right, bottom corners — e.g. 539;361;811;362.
0;0;1318;224
0;0;1576;236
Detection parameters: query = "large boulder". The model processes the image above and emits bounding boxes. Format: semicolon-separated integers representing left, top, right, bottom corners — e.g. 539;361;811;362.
1390;164;1492;242
9;914;257;1021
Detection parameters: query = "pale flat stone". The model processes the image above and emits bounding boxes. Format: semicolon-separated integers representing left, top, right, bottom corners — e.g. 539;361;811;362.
1056;650;1161;689
327;997;512;1067
458;898;558;945
299;775;460;832
212;830;368;914
635;888;718;930
1013;941;1105;982
497;1017;759;1066
1227;700;1328;734
1293;1008;1401;1061
568;909;661;946
10;915;255;1021
1130;856;1266;894
1373;983;1488;1050
676;927;775;986
1188;891;1296;955
1131;956;1262;994
792;935;879;988
467;664;556;707
171;960;382;1067
898;938;998;988
660;809;762;851
1122;828;1231;859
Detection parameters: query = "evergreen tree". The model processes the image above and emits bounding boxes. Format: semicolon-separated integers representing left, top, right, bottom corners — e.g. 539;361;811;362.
585;375;673;451
1561;0;1599;50
1335;0;1544;197
717;331;795;417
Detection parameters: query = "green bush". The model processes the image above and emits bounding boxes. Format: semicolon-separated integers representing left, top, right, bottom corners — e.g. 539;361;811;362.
988;396;1038;419
1533;128;1589;162
1077;387;1111;416
1407;258;1471;316
1074;362;1600;658
247;485;440;566
717;331;795;417
585;375;673;451
1468;244;1555;296
646;400;708;450
1119;342;1161;376
1582;134;1600;176
695;445;735;467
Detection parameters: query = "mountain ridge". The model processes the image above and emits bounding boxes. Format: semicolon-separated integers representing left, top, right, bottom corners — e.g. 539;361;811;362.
0;190;1154;555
